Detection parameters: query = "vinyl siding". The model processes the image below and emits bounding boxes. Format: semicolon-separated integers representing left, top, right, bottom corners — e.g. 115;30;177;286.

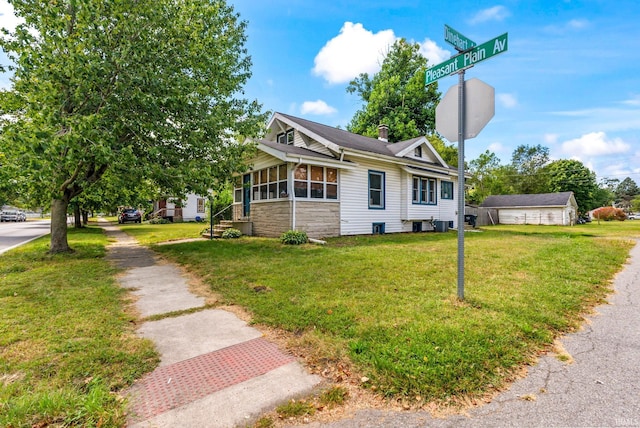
402;175;458;228
180;193;206;221
292;133;334;157
249;151;281;171
407;143;439;163
339;158;404;235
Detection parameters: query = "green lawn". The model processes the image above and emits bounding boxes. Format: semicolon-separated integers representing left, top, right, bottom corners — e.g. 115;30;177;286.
1;220;637;427
0;228;158;428
142;221;638;400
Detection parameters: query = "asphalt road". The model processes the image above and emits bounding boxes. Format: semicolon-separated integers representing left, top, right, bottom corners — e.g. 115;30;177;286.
0;219;50;254
304;240;640;428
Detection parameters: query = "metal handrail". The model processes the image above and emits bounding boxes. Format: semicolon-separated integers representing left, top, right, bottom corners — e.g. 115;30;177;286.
212;203;233;221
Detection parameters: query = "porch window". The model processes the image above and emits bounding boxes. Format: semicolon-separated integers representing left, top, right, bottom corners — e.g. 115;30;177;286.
294;164;308;198
441;181;454;200
326;168;338;199
234;176;242;203
412;176;437;205
294;164;338;200
369;170;385;209
310;165;324;198
251;164;288;200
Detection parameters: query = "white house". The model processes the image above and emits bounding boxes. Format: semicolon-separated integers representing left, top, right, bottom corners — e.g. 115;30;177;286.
152;193;208;222
229;112;462;239
479;192;578;226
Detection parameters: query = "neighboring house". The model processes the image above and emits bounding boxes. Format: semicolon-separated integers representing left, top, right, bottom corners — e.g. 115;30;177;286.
229;112;462;239
479;192;578;226
152;193;208;222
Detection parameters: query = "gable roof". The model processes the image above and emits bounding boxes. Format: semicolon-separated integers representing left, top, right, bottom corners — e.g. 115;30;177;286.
267;112;452;170
480;192;576;208
273;112;395;156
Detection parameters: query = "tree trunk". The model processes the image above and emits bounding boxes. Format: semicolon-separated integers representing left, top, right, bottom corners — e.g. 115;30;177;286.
82;211;89;225
74;204;82;228
50;198;72;253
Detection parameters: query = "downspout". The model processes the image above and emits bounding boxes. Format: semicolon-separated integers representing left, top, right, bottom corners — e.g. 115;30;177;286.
291;157;303;231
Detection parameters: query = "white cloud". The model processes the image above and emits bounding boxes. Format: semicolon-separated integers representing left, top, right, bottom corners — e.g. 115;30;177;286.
544;133;559;145
468;6;510;25
560;131;630;158
312;22;396;84
622;95;640;106
300;100;337;115
544;18;590;34
567;19;589;30
488;142;507;154
418;38;451;66
0;0;23;32
497;93;518;108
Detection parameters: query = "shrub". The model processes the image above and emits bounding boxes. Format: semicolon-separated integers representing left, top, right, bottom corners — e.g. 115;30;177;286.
280;230;308;245
148;217;170;224
592;206;627;221
221;228;242;239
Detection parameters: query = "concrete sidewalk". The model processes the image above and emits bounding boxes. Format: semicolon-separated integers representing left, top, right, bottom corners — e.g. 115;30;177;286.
101;222;321;427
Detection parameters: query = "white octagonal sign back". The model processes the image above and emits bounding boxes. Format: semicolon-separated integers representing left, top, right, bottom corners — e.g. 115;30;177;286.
435;78;495;142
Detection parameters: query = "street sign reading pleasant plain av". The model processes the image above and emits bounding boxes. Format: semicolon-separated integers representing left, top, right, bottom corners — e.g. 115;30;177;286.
425;32;508;86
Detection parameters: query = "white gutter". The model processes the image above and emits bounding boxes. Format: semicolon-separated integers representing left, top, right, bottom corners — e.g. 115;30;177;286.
291;157;303;231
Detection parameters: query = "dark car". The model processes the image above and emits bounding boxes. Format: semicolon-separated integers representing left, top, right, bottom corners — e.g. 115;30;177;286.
119;208;142;224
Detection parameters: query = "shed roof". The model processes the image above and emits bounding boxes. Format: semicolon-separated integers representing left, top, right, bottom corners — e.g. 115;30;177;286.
480;192;575;208
258;139;337;160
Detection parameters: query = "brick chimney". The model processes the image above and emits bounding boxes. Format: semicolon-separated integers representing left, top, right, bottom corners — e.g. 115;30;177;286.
378;124;389;142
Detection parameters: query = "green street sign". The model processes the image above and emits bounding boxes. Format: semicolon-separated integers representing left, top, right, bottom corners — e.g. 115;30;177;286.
425;32;508;86
444;24;476;52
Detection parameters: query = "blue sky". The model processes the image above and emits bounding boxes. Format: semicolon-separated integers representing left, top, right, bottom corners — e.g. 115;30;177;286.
229;0;640;182
2;0;639;182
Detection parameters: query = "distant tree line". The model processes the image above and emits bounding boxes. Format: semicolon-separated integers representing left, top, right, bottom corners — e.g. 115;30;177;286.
466;145;639;214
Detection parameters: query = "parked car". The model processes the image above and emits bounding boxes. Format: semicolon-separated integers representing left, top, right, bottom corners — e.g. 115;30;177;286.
17;211;26;221
628;213;638;220
118;208;142;224
1;210;21;222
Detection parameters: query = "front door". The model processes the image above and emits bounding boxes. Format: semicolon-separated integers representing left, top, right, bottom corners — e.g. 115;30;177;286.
242;174;251;217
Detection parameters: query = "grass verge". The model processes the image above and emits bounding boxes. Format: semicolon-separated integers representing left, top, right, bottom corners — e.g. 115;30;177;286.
145;221;637;404
0;227;158;427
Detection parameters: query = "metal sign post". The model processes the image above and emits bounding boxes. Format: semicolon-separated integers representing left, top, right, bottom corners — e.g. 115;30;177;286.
456;70;466;300
426;25;508;300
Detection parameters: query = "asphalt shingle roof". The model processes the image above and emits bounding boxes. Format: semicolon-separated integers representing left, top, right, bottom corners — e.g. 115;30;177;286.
276;112;398;157
480;192;575;208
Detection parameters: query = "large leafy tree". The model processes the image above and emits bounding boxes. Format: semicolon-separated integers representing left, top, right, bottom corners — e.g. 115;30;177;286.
614;177;640;210
0;0;266;253
544;159;599;213
346;39;440;142
467;150;516;204
510;144;550;194
427;134;458;167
